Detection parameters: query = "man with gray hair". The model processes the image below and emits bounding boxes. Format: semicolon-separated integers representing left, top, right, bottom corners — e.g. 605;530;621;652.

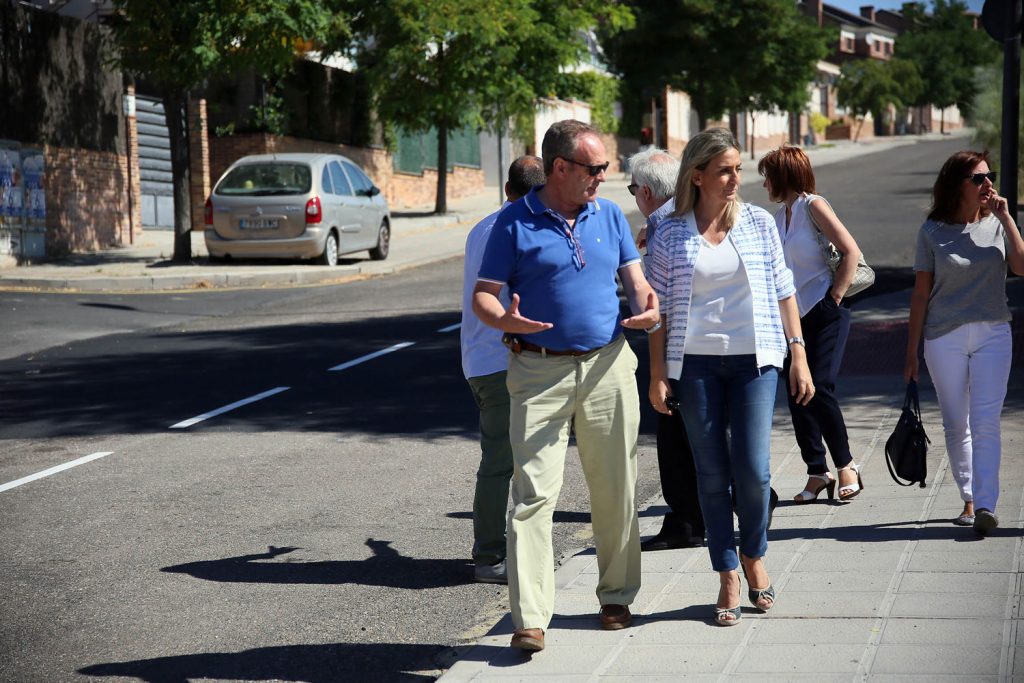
628;148;706;551
460;155;547;585
474;120;660;651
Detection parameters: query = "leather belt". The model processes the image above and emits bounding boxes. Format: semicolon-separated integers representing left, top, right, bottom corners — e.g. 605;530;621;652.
518;340;601;357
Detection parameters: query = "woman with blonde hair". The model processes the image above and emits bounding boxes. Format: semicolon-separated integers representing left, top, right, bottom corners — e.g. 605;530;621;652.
646;128;814;625
905;150;1024;534
758;146;865;504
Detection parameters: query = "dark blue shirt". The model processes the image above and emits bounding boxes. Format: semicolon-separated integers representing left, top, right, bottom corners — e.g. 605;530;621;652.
478;186;640;351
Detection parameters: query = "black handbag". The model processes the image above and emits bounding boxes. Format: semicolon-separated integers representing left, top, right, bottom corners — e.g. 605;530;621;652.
884;381;930;487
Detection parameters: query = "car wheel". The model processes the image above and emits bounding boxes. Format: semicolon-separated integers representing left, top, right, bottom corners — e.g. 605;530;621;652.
369;221;390;261
317;231;339;266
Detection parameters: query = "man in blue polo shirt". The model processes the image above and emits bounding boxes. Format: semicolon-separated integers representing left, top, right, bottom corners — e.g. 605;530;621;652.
473;120;659;652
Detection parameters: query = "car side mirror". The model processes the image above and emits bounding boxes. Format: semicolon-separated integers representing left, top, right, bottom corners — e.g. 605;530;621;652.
367;185;381;197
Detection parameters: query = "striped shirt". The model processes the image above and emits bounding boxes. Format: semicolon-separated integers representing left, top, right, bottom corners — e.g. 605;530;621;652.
647;202;796;379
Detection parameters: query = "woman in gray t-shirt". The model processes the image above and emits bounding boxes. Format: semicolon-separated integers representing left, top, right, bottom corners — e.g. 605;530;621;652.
905;150;1024;536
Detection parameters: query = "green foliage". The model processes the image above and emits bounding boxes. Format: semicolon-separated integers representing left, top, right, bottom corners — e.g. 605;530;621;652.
895;0;996;117
809;111;830;137
552;72;621;134
248;88;286;135
601;0;830;131
971;61;1024;195
353;0;631;136
837;58;922;123
352;0;632;210
110;0;349;92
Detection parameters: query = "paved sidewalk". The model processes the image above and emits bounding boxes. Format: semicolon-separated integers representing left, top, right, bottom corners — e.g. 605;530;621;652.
439;364;1024;681
0;131;966;293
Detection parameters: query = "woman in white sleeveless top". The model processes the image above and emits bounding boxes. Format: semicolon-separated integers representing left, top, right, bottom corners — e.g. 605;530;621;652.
758;146;865;505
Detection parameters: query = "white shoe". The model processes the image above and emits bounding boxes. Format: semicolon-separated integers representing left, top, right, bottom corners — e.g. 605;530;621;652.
793;473;835;503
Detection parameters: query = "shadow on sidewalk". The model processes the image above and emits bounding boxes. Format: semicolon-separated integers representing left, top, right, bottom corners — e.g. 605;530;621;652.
767;518;1023;543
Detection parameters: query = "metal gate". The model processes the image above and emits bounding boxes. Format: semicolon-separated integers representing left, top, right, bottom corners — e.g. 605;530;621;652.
135;95;174;229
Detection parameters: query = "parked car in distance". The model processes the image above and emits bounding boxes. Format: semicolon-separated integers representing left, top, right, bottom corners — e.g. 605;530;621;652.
204;153;390;265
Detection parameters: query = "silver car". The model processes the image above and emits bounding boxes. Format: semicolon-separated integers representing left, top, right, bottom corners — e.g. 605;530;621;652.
204;153;390;265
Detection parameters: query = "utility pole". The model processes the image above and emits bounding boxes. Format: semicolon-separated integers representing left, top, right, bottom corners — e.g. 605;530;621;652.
982;0;1022;217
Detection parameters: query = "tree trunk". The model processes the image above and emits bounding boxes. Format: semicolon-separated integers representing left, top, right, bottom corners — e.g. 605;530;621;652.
940;107;946;134
164;89;192;262
853;116;864;142
749;113;755;160
434;41;448;215
434;118;449;214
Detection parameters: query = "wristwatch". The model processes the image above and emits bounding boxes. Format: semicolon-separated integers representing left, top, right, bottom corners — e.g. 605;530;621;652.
645;320;663;334
787;336;806;348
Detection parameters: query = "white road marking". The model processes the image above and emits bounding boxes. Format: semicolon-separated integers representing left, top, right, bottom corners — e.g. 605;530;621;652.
170;386;291;429
437;323;461;333
327;342;414;371
0;451;114;494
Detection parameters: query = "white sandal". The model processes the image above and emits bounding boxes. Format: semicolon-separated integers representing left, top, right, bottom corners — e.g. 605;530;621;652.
793;473;835;503
838;463;864;500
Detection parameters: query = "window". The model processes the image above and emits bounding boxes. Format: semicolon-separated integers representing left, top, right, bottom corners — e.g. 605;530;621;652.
344;162;375;195
216;163;312;196
321;166;333;194
329;161;353;196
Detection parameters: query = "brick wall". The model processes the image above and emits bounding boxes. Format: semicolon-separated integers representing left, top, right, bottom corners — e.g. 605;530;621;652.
45;145;130;255
206;130;484;210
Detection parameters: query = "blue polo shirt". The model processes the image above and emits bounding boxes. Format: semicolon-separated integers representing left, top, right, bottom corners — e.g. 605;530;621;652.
477;185;641;351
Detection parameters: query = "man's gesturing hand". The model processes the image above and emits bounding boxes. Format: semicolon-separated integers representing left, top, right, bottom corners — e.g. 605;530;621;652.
621;291;660;330
500;293;554;334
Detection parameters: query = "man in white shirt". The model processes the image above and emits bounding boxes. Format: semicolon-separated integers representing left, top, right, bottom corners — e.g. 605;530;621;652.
460;155;546;584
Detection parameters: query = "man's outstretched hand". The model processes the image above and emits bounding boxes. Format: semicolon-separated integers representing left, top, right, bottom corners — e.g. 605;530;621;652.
621;291;659;331
500;293;554;334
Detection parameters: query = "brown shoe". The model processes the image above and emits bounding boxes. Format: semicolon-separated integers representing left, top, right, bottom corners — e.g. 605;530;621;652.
510;628;544;651
599;604;632;630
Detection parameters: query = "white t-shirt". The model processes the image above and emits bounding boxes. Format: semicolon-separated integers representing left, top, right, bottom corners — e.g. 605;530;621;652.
684;233;756;356
773;193;832;317
460;205;511;379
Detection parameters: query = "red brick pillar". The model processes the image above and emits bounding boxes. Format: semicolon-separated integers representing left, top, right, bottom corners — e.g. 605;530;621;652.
188;97;211;232
125;85;142;244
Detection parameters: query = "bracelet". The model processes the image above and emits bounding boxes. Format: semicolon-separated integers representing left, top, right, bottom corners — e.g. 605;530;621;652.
645;320;663;334
787;336;805;348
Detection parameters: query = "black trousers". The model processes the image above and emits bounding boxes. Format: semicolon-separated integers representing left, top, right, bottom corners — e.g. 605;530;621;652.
655;407;705;538
783;295;853;476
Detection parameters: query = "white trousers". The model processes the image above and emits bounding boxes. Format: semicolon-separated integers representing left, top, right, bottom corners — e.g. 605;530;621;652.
923;321;1012;512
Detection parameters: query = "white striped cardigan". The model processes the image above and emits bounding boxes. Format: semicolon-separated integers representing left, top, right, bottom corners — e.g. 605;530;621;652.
646;202;796;380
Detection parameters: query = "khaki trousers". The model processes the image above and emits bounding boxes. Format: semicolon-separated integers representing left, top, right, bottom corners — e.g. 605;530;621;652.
505;335;641;630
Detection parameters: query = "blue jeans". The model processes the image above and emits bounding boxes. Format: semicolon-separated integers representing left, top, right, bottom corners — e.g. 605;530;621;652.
676;355;778;572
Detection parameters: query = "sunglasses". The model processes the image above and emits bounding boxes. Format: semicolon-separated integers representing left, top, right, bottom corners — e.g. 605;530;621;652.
627;183;639;196
965;171;997;185
559;157;610;177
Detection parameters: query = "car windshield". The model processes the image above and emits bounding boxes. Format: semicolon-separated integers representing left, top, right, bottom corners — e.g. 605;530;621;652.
216;163;312;196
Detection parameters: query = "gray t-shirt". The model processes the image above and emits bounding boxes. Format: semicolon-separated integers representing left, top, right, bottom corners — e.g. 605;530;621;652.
913;215;1010;340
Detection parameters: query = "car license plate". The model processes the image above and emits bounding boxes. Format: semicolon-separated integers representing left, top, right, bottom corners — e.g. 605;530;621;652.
239;218;279;229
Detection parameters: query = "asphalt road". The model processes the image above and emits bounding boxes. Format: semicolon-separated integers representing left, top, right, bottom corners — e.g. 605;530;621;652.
0;135;970;682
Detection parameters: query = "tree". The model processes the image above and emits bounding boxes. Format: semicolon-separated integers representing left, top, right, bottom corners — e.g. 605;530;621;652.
896;0;996;133
971;61;1024;196
602;0;829;134
836;58;922;141
352;0;632;214
110;0;347;261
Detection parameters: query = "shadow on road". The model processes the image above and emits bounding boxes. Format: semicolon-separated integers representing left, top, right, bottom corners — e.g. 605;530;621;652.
78;641;468;683
161;540;474;588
